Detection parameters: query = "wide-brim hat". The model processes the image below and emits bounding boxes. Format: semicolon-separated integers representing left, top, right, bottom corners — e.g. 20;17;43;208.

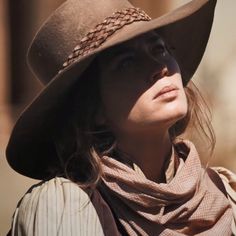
6;0;217;179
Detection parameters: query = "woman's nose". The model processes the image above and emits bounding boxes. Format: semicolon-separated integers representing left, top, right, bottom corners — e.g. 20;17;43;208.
149;65;169;84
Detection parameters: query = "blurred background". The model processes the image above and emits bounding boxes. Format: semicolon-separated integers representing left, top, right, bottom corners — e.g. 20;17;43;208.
1;0;236;234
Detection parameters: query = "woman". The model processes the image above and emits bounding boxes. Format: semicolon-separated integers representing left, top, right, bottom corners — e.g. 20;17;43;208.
6;0;236;235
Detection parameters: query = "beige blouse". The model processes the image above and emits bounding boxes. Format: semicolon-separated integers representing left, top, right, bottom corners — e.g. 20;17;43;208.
10;166;236;236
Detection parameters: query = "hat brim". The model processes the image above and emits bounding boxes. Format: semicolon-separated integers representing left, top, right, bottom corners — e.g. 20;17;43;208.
6;0;217;179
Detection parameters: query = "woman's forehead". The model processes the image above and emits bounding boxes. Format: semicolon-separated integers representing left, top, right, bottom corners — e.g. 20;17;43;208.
125;30;164;46
99;31;165;60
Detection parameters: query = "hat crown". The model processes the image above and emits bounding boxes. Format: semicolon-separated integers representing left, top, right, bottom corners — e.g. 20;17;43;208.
28;0;132;84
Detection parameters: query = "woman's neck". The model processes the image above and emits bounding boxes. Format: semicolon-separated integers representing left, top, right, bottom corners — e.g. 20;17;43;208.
116;130;172;183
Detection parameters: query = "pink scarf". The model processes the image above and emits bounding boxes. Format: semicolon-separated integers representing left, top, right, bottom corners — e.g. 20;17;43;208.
99;140;233;235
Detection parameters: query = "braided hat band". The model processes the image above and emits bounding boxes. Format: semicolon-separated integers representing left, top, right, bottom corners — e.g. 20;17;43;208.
59;7;151;73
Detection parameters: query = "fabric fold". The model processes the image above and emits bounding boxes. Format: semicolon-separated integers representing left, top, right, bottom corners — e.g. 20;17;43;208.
99;140;233;235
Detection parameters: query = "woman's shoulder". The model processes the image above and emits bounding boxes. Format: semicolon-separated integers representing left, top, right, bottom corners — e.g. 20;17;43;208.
211;166;236;234
211;166;236;200
15;177;95;216
10;177;105;236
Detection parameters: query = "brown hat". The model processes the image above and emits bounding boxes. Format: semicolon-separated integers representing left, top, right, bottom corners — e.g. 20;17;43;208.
6;0;217;179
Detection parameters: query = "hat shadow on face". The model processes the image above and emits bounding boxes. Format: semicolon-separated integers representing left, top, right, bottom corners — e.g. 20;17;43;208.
6;0;217;179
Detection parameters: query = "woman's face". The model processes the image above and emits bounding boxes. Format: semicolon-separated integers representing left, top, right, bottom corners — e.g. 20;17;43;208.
97;31;188;135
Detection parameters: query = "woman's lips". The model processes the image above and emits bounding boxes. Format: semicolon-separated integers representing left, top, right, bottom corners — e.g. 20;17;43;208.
154;85;179;100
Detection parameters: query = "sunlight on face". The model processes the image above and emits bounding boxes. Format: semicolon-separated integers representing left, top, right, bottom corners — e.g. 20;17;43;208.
97;31;188;135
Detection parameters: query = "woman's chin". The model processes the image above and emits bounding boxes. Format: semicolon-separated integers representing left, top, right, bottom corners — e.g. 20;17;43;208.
152;109;188;129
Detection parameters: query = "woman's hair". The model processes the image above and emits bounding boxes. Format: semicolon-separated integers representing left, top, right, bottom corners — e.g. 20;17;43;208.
169;81;215;154
53;59;215;189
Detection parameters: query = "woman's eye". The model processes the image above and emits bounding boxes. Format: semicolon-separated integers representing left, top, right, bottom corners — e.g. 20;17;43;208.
117;56;135;70
151;44;167;56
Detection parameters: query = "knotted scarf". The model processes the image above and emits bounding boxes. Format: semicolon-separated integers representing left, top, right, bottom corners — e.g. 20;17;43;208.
99;140;233;235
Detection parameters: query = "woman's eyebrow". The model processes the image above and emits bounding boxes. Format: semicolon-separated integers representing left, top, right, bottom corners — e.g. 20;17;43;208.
145;34;164;45
105;46;134;61
101;34;164;63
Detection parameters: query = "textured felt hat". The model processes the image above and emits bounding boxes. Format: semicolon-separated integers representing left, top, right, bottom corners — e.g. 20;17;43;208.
6;0;217;179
